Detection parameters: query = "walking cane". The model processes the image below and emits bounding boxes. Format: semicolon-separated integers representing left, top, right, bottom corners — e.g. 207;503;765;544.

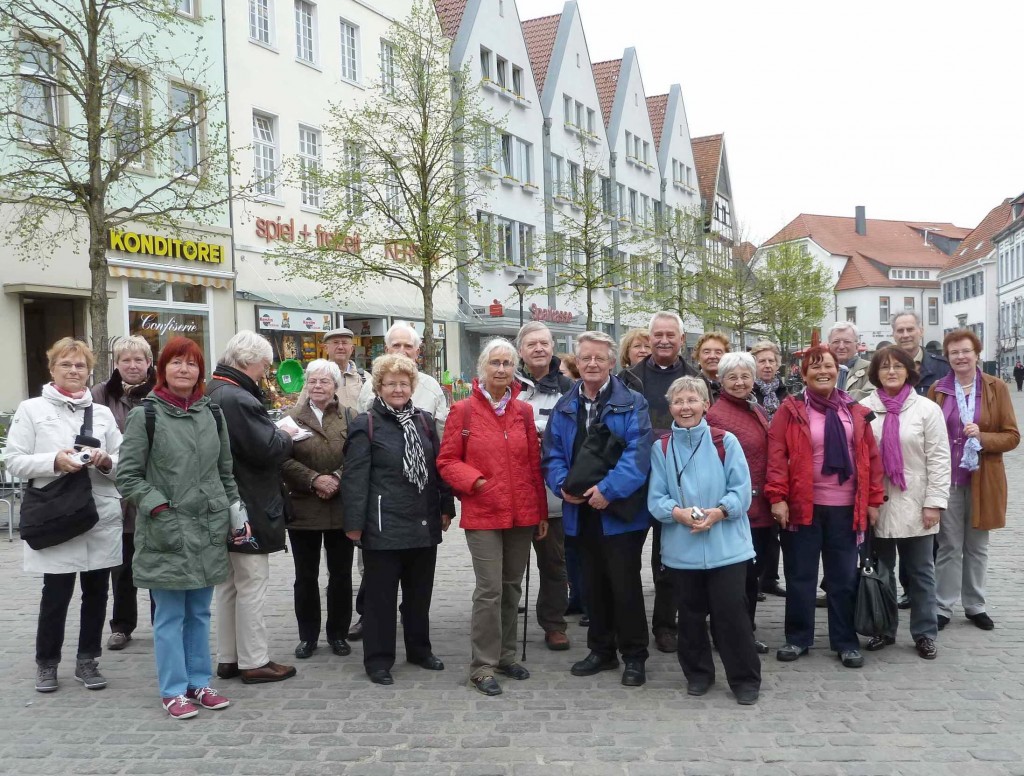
521;551;531;660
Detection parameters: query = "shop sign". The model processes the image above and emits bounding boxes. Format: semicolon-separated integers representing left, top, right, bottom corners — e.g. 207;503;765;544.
350;318;386;337
408;321;446;340
257;307;334;332
108;229;224;264
488;300;504;317
136;313;200;336
255;216;361;254
530;304;575;324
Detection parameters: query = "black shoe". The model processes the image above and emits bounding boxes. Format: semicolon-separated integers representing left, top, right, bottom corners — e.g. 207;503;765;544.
579;614;590;627
571;652;619;676
734;687;759;706
216;663;240;680
294;641;317;659
756;592;767;602
839;649;864;668
937;614;950;631
621;661;645;687
865;635;895;651
471;675;502;696
915;636;938;659
495;662;530;680
898;593;911;610
687;679;713;696
967;612;995;630
347;618;363;641
329;639;352;656
763;583;787;597
754;639;769;655
776;644;808;662
368;669;393;685
409;654;445;671
654;631;677;653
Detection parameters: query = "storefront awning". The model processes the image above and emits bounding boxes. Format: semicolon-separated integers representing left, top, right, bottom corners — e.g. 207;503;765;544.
108;260;233;289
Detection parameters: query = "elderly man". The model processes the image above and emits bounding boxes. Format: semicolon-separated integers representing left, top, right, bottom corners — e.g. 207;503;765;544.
892;311;950;395
543;331;652;686
828;321;872;401
207;331;300;684
323;327;364;410
92;335;157;651
515;321;574;651
621;311;696;653
693;332;730;405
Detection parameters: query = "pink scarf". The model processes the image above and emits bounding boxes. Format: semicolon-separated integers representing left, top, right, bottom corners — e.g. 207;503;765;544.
877;382;912;490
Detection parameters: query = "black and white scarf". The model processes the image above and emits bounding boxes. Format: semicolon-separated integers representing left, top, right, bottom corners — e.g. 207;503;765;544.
755;377;782;421
377;397;429;492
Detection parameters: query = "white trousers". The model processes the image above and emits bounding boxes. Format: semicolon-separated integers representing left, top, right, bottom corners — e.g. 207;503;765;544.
215;553;271;670
935;485;990;617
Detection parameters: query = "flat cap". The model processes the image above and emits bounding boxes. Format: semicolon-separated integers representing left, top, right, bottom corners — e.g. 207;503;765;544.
323;326;355;341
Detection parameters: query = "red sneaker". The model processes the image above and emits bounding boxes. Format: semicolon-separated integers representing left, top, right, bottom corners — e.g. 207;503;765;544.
185;686;231;710
162;695;200;719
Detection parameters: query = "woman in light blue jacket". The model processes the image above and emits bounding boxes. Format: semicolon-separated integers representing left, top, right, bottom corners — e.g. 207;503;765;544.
648;376;761;705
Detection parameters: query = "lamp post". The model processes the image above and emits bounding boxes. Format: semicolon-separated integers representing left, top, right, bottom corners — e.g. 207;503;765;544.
510;273;533;328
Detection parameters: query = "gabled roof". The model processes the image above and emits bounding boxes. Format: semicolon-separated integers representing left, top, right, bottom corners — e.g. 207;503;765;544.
646;94;668;152
521;14;561;98
591;59;621;126
434;0;468;39
732;241;756;264
691;134;723;213
943;200;1013;273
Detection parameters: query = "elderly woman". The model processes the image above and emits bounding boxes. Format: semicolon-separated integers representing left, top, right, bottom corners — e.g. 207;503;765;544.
6;338;121;694
118;336;239;718
860;346;950;658
649;376;759;704
280;359;355;661
342;354;455;685
706;352;772;653
618;329;652;371
437;338;548;696
765;344;884;669
750;340;787;422
929;330;1019;631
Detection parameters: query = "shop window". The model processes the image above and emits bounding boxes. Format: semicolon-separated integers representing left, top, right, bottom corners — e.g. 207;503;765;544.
128;280;211;363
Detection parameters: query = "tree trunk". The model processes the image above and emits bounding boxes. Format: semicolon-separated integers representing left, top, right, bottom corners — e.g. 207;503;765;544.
421;271;437;380
88;206;111;383
585;285;594;330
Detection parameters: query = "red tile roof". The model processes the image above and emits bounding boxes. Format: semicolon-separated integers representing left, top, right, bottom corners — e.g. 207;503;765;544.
434;0;467;39
943;200;1014;273
691;134;723;216
646;94;667;152
732;241;756;264
592;59;621;126
521;14;561;98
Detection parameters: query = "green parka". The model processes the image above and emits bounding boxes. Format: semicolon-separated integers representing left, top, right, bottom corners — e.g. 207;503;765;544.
116;393;239;590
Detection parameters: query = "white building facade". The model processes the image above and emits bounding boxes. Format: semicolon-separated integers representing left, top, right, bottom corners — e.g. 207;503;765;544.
996;194;1024;371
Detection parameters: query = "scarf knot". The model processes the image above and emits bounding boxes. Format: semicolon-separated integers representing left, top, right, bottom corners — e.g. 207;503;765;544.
755;377;782;420
878;383;912;490
955;370;982;473
376;397;429;492
805;388;854;484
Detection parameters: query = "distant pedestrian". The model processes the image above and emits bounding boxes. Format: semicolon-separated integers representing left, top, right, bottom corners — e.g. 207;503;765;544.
1013;361;1024;392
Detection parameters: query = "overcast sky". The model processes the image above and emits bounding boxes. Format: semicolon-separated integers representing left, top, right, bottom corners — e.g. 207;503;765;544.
514;0;1024;244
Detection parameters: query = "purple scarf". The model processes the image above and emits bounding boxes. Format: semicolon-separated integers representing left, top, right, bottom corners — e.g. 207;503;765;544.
877;383;912;490
805;388;854;484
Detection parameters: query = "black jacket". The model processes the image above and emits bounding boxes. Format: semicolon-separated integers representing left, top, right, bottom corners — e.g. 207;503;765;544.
916;351;951;396
620;355;697;436
341;401;455;551
206;364;294;554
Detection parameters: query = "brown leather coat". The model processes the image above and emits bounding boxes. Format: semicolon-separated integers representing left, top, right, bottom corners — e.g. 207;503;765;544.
281;399;352;531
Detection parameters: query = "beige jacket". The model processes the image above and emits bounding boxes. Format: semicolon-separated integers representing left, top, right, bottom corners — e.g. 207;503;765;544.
861;390;950;538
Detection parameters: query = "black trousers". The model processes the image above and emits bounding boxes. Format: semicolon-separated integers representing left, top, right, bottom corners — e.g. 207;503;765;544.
578;509;649;661
751;525;781;589
36;569;110;664
650;520;677;636
669;562;761;693
288;528;354;643
532;516;568;633
362;546;437;672
109;532;138;635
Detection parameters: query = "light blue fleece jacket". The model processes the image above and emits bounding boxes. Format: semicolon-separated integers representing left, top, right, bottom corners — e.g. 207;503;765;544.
648;419;755;570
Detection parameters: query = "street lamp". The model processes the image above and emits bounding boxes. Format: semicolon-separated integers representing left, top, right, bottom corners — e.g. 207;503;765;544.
510;273;533;328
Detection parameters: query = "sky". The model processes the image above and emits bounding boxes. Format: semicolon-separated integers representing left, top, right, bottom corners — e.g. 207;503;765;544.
514;0;1024;244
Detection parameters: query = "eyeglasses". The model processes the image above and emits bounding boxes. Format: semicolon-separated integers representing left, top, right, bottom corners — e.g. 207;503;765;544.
382;381;412;390
487;360;515;369
56;362;88;371
306;378;335;386
948;349;976;358
577;355;610;364
880;363;907;372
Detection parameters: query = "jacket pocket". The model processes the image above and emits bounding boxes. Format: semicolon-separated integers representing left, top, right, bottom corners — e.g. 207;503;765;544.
143;509;183;552
207;495;230;546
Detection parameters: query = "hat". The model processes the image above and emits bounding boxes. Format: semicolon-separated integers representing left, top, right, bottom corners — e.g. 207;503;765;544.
323;327;355;341
276;359;305;394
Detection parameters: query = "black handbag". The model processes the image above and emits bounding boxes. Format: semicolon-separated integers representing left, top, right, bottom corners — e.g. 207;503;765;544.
19;406;101;551
563;422;646;521
854;536;898;638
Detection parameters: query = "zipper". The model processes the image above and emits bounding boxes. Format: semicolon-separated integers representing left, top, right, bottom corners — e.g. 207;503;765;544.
377;494;382;533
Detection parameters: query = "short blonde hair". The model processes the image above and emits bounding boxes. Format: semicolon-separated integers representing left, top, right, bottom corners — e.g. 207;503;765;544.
476;337;517;379
694;331;730;355
618;328;651;370
666;375;709;404
112;335;153;364
371;354;419;395
47;337;95;372
749;340;780;359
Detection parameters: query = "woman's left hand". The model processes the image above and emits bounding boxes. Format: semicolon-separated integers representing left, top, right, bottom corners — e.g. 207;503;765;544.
535;519;549;540
922;507;941;529
583;485;609;511
963;422;981;440
88;449;113;473
690;508;724;533
441;514;452;532
867;506;880;526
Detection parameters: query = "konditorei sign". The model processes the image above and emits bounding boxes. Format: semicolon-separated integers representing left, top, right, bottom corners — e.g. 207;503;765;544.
108;229;224;264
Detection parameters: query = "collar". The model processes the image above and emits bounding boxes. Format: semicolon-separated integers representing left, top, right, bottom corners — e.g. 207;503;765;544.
580;378;610;402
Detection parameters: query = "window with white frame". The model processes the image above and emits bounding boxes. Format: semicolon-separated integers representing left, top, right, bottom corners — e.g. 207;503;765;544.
480;47;492;80
496;56;507;88
18;37;60;143
928;297;938;326
574;100;583;128
642;140;649;165
339;19;359;82
512;66;523;96
177;0;196;17
495;216;513;264
563;95;572;125
249;0;273;45
499;133;513;177
110;66;143;162
518;223;535;268
128;279;211;363
169;84;200;176
879;296;890;325
343;140;363;216
298;125;321;208
385;169;401;214
624;131;632;155
294;1;317;64
477;123;496;171
568;161;580;200
587;108;595;133
477;211;495;263
380;40;396;96
516;138;532;184
633;135;642;160
252;112;278;197
617;183;626;218
641;195;650;228
629;189;638;222
550;153;564;196
601;176;612;214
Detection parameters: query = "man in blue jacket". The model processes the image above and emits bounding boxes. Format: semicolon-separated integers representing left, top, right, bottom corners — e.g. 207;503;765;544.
543;331;652;686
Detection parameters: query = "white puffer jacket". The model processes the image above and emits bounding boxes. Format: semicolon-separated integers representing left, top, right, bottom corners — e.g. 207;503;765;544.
5;384;123;573
861;390;950;538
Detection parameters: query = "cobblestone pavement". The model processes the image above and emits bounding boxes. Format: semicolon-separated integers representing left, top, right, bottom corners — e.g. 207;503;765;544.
2;390;1024;775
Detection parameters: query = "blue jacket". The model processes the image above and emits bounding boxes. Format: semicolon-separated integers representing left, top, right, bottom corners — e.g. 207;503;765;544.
916;351;950;395
648;419;755;570
542;376;652;537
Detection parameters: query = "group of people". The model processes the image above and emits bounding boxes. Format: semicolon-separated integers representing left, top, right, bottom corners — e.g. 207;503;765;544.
5;309;1017;714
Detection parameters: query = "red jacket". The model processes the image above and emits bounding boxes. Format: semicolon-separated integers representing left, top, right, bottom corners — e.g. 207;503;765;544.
707;393;772;528
764;393;885;532
437;380;547;530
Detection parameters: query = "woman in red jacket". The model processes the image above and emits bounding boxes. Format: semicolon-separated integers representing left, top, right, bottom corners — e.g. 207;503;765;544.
765;345;884;669
437;338;548;696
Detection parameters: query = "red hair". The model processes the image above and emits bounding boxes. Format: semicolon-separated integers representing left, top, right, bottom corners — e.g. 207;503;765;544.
799;344;836;378
155;336;206;394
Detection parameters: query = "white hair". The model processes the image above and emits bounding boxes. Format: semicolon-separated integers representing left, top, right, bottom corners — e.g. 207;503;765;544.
385;322;422;349
220;330;273;369
649;311;685;333
515;321;553;351
717;351;756;381
891;310;922;328
828;321;860;340
476;337;517;378
574;331;617;361
295;359;342;405
112;335;153;363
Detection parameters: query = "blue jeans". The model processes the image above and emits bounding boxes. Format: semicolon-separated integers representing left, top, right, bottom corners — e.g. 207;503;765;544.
151;587;214;698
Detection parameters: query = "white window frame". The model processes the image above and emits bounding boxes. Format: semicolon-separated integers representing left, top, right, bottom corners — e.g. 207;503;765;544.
499;133;513;178
518;223;535;268
294;1;318;65
512;65;523;96
339;19;359;82
563;94;572;125
252;111;279;198
177;0;197;18
169;83;200;177
380;39;397;96
343;140;364;216
17;36;60;144
249;0;274;47
516;138;531;184
110;65;144;165
480;47;492;80
496;56;508;89
298;125;322;209
551;153;564;197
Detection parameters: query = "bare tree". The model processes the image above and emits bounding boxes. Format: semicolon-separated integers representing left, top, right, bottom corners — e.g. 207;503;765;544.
0;0;235;378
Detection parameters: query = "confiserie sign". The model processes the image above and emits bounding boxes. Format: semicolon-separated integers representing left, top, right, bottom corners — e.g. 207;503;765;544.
108;229;224;264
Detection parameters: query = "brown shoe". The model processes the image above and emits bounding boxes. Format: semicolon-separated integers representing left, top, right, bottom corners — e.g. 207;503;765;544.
654;631;678;653
216;663;240;680
240;661;297;684
545;631;571;651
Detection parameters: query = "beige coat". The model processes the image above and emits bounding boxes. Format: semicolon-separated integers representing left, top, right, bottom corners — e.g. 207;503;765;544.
845;357;874;401
861;390;950;538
